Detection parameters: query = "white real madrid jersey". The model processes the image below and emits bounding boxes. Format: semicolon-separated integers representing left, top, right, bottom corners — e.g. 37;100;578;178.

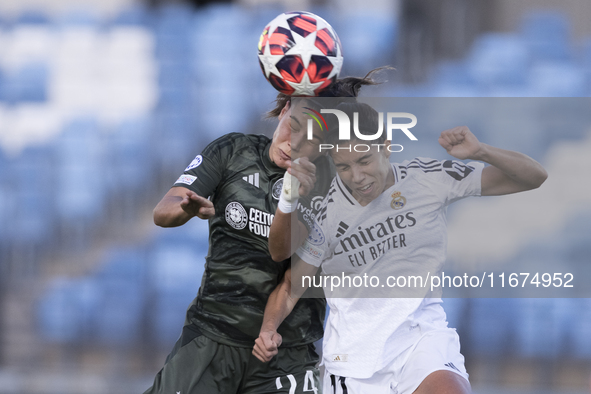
295;158;484;379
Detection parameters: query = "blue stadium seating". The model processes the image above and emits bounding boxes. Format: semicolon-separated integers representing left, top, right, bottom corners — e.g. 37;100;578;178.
514;298;569;358
336;13;397;72
58;10;101;26
110;5;153;27
467;33;529;89
9;146;56;245
520;11;572;62
442;298;467;330
2;63;49;103
0;69;5;101
528;61;586;96
151;290;191;345
94;281;145;345
15;11;50;25
467;298;516;356
154;3;193;43
96;248;147;286
104;118;152;193
38;278;90;342
158;61;193;91
568;299;591;359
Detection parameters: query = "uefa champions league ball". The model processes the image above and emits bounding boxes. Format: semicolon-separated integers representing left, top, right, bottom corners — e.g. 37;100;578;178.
257;11;344;96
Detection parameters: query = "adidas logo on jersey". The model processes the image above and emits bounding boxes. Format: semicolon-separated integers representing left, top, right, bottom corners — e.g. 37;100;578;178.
444;362;460;372
243;173;260;188
336;221;349;238
332;354;348;362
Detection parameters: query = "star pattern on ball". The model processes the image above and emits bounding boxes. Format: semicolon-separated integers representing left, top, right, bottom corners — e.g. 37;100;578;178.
286;72;325;96
258;41;283;78
314;15;331;32
286;30;325;69
327;43;344;80
266;12;291;36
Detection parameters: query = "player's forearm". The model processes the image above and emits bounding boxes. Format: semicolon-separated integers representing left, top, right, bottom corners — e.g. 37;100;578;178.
473;143;548;191
153;196;193;227
269;210;293;261
260;276;298;333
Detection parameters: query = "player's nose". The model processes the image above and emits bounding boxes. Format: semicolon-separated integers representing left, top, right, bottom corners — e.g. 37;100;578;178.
291;134;303;152
351;165;365;183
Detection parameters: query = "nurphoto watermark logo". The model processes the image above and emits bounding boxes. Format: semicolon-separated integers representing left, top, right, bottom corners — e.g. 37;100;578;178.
305;108;418;152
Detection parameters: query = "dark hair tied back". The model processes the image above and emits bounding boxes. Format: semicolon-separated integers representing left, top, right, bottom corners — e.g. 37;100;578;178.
266;66;393;118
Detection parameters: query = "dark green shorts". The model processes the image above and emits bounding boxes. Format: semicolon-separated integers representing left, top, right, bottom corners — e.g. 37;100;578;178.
144;325;321;394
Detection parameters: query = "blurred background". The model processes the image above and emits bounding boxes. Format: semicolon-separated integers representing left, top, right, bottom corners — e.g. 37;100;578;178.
0;0;590;393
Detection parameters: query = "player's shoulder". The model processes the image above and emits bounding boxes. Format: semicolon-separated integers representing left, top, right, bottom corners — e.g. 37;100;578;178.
203;133;270;155
399;157;443;172
396;157;481;183
313;177;340;226
395;157;442;180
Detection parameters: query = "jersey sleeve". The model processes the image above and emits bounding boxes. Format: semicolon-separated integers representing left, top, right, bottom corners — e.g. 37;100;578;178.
172;133;238;198
402;157;484;205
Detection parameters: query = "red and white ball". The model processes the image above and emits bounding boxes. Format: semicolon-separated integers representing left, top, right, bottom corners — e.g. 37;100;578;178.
257;11;344;96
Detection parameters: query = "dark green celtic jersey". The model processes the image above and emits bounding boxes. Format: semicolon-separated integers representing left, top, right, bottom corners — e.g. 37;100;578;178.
172;133;334;347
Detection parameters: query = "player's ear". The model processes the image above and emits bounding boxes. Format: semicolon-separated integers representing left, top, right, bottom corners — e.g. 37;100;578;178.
383;140;392;159
278;100;291;120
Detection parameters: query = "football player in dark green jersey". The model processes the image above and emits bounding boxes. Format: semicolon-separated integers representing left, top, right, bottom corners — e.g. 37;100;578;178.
144;74;382;394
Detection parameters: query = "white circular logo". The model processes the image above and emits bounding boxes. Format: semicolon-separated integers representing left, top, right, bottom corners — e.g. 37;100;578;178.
225;202;248;230
272;179;283;200
185;155;203;171
311;195;324;211
308;223;325;246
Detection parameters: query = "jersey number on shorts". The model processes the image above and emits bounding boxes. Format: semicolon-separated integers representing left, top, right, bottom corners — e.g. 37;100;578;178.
275;371;318;394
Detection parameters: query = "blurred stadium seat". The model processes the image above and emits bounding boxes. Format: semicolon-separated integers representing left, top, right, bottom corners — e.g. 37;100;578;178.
15;10;50;25
442;297;467;330
520;11;572;62
568;298;591;359
514;298;570;358
38;278;94;343
467;33;529;89
3;63;49;102
467;298;516;356
528;61;586;96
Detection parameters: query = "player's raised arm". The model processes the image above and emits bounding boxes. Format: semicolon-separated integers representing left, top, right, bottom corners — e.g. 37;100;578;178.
153;187;214;227
253;257;319;362
269;157;318;261
438;126;548;196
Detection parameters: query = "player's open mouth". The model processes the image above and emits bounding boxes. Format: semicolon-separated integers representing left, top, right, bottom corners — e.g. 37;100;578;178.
358;183;374;194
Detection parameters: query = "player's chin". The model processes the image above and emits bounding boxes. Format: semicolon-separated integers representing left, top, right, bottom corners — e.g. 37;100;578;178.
276;158;291;170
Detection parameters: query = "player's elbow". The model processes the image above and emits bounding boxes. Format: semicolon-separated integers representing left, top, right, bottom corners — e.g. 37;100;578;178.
153;207;167;227
527;167;548;191
153;206;176;227
270;247;290;262
534;168;548;189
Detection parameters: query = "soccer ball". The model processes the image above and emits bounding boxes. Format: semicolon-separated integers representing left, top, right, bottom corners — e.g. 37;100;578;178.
257;11;344;96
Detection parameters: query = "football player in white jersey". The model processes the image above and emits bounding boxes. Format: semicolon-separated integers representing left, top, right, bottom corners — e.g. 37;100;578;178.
253;101;547;394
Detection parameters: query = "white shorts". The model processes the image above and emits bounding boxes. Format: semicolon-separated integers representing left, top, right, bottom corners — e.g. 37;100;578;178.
322;328;469;394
